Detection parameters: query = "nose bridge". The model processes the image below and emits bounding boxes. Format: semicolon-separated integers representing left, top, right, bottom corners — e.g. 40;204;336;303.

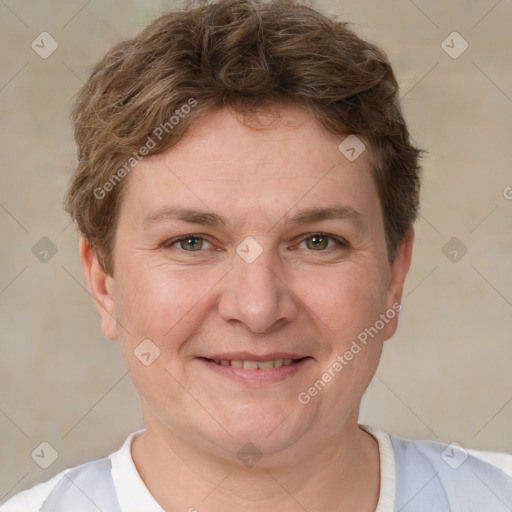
218;239;297;333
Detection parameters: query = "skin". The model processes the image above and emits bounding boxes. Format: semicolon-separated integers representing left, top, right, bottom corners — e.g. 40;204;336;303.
80;105;414;511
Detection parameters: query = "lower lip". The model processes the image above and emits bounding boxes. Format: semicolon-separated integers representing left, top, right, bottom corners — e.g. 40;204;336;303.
198;358;312;385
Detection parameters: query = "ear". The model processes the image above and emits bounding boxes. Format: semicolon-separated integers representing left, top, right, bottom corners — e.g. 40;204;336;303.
382;227;414;341
79;236;118;341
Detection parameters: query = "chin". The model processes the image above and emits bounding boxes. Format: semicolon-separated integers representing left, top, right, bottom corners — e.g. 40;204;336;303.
194;403;314;462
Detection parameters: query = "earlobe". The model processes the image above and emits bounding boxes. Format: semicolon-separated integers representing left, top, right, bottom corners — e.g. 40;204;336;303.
79;236;119;341
388;228;414;304
383;228;415;340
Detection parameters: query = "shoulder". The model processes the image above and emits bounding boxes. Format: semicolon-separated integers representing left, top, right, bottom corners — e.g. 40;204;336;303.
468;447;512;477
1;457;118;512
391;434;512;510
0;472;65;512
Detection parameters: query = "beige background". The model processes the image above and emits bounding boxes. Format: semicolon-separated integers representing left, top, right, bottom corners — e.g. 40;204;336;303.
1;0;511;502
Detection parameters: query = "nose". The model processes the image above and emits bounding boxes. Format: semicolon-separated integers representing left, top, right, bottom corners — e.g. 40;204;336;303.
218;245;299;334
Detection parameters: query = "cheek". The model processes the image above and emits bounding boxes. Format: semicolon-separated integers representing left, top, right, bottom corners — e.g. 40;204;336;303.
297;267;388;410
115;264;219;346
299;263;389;343
113;266;212;406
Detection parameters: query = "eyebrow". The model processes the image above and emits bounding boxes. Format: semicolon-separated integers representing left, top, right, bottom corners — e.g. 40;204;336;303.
286;206;363;227
142;205;363;230
142;207;227;228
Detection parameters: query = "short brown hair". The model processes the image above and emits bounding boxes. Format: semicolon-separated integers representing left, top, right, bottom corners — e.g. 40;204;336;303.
64;0;421;275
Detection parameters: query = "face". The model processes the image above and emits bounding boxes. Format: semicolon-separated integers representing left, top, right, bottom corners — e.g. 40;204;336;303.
84;106;413;463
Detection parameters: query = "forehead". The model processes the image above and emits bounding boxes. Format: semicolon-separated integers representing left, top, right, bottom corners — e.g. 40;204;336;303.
120;106;381;231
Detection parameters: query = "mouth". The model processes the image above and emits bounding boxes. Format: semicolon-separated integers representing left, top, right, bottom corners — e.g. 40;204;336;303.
204;357;305;369
197;354;313;385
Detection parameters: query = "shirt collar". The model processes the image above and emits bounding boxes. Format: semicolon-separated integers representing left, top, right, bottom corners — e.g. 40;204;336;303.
110;425;395;512
109;429;164;512
360;424;396;512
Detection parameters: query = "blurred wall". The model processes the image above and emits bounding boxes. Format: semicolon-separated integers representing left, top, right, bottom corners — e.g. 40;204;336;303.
1;0;511;502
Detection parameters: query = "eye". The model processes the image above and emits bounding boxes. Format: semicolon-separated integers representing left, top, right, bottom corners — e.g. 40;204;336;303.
164;233;347;253
297;233;348;251
166;235;212;251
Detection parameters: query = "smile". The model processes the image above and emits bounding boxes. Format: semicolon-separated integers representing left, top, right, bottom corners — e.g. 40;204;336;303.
198;355;313;385
208;358;298;369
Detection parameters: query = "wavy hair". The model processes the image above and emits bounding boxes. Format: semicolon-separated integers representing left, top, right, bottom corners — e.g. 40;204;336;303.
65;0;422;274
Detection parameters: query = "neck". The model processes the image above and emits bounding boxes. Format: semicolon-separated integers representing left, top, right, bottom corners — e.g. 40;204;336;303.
132;414;380;511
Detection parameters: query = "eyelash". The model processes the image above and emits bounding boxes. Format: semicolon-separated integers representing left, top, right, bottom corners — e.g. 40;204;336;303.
164;233;349;252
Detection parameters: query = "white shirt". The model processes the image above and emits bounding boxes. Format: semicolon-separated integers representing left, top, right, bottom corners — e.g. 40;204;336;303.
2;426;512;511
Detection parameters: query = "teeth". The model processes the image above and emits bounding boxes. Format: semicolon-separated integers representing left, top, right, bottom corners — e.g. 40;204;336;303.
211;358;298;369
258;360;275;369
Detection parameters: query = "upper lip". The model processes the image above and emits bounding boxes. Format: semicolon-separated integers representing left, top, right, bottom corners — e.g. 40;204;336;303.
200;352;309;361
